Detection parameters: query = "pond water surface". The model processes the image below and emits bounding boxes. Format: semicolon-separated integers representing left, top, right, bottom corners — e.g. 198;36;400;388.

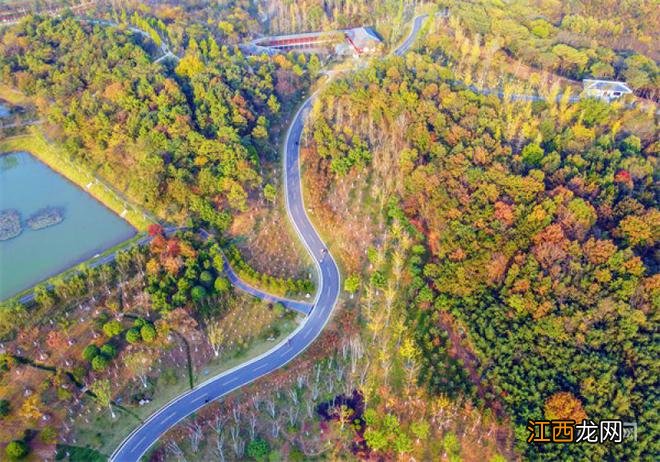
0;152;136;299
0;103;9;118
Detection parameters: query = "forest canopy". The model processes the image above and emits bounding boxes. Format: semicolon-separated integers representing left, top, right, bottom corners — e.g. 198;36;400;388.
307;42;658;459
0;13;310;231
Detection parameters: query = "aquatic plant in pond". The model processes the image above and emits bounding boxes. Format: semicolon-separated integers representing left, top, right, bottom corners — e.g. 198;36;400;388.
27;207;64;230
0;210;21;241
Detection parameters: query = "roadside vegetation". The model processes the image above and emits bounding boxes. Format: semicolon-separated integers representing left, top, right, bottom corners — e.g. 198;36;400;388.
0;228;303;459
0;1;657;461
154;7;656;462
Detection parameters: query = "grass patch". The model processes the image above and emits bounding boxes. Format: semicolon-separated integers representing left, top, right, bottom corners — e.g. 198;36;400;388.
195;317;299;385
0;128;152;230
0;83;30;105
55;444;107;462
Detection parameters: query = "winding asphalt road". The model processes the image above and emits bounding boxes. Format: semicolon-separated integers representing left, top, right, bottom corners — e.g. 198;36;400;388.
221;257;313;315
110;15;426;462
394;14;427;56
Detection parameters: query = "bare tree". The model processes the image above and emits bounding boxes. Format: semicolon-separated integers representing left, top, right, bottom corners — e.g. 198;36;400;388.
265;397;277;419
232;405;242;425
311;364;321;401
288;389;299;406
229;425;244;458
305;399;315;419
215;433;226;462
286;402;299;426
90;379;115;419
124;351;151;388
271;417;281;438
248;412;258;440
209;414;226;436
186;420;203;453
165;440;186;461
251;393;261;413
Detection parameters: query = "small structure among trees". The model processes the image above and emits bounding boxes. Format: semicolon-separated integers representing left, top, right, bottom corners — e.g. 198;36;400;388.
243;27;382;57
582;79;633;102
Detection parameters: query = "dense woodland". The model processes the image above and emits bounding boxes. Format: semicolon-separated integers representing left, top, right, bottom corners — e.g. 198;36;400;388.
0;12;313;231
306;27;658;459
447;0;659;99
259;0;414;41
0;1;658;461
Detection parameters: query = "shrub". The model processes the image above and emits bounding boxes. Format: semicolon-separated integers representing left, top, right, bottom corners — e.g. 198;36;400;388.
126;327;141;343
82;345;100;362
91;355;109;371
140;324;157;343
40;425;58;444
247;437;270;460
521;143;544;167
273;303;285;317
0;353;16;371
72;366;86;383
264;183;277;202
0;399;10;417
102;320;123;338
100;344;117;359
57;387;73;401
199;270;214;287
191;285;207;301
5;440;28;459
288;447;305;462
214;276;230;293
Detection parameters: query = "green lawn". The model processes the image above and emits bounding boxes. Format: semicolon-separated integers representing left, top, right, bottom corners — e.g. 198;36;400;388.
0;83;30;105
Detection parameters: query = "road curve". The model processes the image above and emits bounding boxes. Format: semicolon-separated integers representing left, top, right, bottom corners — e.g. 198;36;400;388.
221;257;313;315
394;14;427;56
110;85;340;462
111;14;429;461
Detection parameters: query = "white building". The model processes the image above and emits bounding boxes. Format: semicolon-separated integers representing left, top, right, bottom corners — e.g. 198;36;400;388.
582;79;633;102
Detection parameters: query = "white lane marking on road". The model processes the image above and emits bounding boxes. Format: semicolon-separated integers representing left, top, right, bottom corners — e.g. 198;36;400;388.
191;393;208;403
223;376;239;386
303;329;313;339
254;363;268;372
161;411;177;423
130;436;146;452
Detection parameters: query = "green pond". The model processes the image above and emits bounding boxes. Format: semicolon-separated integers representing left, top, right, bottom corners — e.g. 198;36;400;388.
0;152;136;300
